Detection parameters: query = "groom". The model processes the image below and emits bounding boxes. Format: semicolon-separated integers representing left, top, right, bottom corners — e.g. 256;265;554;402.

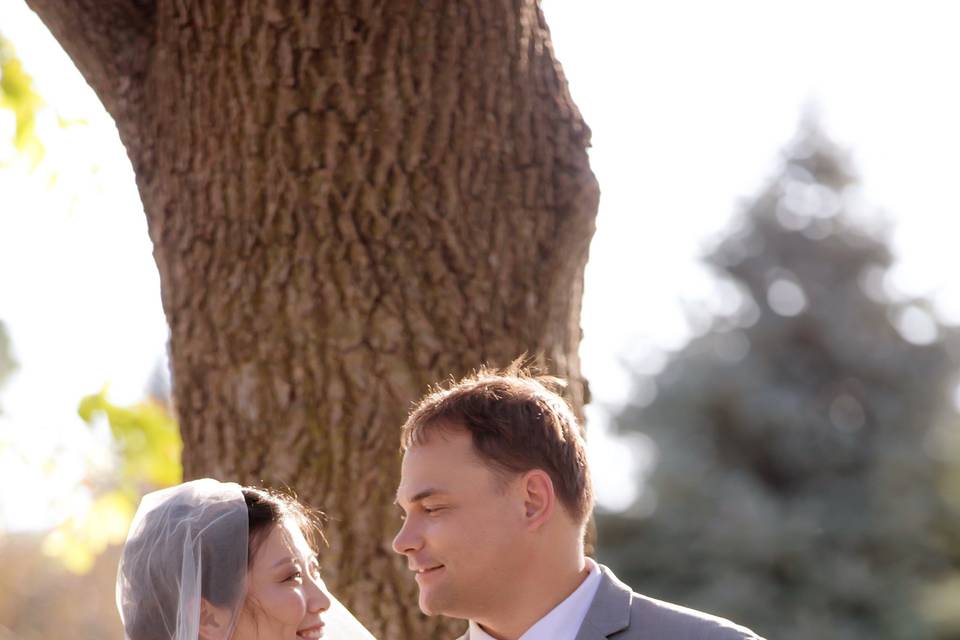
393;366;763;640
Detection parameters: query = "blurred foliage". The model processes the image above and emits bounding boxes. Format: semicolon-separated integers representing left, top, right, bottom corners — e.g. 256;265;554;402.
77;388;182;489
41;490;134;575
0;321;15;414
41;389;181;574
2;23;165;583
0;533;124;639
929;418;960;635
0;32;44;166
597;119;960;639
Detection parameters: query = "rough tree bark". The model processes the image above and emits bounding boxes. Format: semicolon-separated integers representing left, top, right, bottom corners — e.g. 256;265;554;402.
26;1;598;637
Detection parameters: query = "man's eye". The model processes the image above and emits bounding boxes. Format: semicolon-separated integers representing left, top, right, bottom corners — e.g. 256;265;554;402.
423;506;445;514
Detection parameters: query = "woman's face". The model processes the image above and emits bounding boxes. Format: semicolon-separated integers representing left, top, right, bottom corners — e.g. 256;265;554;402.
232;519;331;639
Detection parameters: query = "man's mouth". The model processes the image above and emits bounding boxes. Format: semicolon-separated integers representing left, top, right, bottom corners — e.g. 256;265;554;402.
296;623;324;639
414;564;445;579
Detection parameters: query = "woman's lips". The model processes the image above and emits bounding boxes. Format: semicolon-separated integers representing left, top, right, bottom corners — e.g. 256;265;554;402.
297;623;324;639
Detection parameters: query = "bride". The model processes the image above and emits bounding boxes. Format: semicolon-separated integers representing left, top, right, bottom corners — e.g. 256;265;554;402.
116;478;377;640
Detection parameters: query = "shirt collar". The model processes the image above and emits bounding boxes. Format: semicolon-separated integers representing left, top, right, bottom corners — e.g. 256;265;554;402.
468;558;603;640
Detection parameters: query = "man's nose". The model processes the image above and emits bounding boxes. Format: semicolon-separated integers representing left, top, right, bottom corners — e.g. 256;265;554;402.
392;517;423;555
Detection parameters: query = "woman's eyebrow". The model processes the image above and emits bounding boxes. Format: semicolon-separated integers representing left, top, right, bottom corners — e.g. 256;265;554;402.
271;556;297;569
272;550;321;568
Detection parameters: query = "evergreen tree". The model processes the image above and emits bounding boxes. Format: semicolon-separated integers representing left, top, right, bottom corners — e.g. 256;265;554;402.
598;119;960;639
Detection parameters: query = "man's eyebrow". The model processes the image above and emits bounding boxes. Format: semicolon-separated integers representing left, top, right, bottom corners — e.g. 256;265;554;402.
394;488;443;506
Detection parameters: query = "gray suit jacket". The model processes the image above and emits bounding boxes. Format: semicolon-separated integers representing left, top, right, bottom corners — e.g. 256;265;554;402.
572;565;762;640
456;564;763;640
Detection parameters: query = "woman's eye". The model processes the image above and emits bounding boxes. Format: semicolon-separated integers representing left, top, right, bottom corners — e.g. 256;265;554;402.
285;571;303;582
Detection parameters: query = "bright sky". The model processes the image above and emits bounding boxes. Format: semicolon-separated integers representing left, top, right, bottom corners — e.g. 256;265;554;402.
2;0;960;527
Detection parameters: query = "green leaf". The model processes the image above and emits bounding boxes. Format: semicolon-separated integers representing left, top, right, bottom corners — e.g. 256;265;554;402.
78;388;183;489
0;33;45;166
43;390;183;574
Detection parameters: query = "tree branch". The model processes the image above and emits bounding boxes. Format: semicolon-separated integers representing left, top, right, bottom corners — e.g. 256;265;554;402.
24;0;154;125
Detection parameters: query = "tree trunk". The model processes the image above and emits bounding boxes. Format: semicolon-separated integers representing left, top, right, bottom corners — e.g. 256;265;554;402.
26;1;598;637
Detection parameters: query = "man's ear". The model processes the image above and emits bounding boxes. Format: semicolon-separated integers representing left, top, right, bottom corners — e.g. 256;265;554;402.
521;469;556;530
198;599;225;640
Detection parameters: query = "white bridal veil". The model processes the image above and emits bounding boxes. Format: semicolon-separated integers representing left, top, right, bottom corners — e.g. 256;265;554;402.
117;479;377;640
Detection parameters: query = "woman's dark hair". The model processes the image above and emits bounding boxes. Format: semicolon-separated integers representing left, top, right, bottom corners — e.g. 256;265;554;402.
242;486;326;565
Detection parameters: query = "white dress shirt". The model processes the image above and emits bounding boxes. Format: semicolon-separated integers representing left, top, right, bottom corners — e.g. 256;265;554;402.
467;558;603;640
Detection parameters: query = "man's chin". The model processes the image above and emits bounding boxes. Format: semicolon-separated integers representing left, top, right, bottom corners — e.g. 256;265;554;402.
418;600;439;617
418;593;445;617
418;587;458;618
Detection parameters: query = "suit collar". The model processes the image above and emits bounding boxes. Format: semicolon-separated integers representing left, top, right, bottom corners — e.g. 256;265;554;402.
573;564;632;640
456;564;630;640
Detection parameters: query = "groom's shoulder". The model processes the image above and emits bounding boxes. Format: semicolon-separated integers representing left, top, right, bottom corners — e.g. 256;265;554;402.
628;592;762;639
599;565;763;640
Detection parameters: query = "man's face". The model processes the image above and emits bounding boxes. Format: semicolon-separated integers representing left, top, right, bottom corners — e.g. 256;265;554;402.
393;425;528;620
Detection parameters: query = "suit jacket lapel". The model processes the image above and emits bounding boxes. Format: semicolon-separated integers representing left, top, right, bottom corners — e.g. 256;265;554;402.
573;564;632;640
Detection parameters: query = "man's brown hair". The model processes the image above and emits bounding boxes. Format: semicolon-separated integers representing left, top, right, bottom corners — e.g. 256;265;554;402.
400;363;594;524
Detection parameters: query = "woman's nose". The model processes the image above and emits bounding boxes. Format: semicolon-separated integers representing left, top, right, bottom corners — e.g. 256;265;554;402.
307;575;332;613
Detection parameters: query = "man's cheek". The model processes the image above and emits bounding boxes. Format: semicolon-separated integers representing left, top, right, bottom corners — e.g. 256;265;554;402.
432;515;468;548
